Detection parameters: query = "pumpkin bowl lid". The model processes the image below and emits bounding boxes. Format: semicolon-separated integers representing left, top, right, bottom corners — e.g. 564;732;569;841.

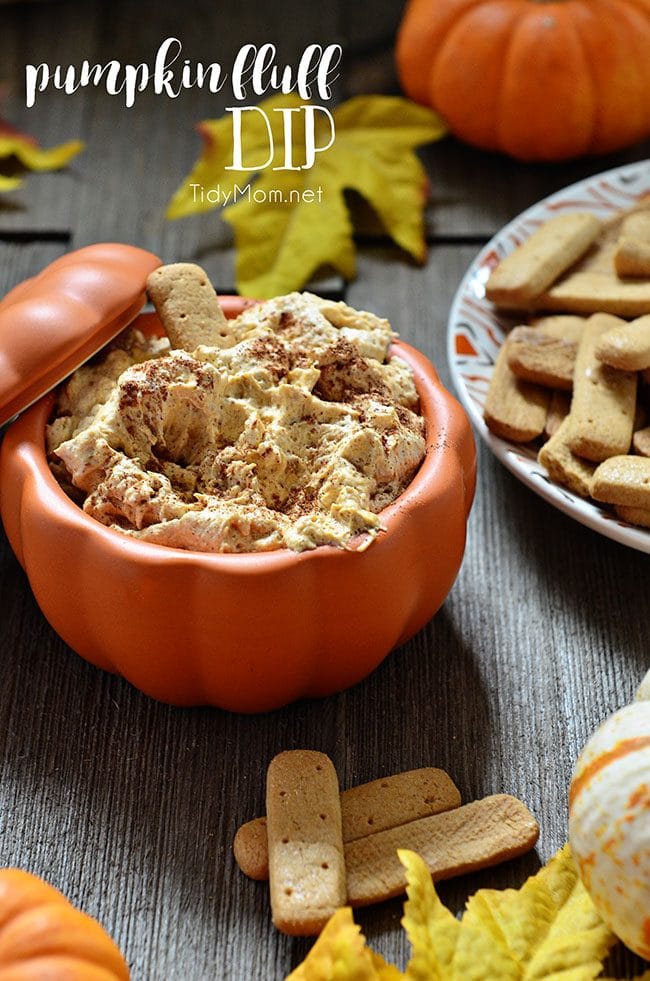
0;243;162;427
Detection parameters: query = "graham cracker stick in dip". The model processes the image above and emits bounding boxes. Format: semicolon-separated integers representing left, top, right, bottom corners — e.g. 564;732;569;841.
266;751;346;936
146;262;231;350
233;767;461;881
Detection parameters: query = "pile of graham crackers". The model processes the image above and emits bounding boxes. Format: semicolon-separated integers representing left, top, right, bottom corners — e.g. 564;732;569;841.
233;751;538;936
483;204;650;526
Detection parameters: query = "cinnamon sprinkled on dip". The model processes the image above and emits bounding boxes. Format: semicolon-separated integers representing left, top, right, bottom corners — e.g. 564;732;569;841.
47;293;426;553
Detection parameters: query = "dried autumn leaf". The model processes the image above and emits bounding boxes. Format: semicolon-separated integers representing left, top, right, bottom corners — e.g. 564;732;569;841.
399;848;460;981
284;906;387;981
166;94;447;298
0;117;83;192
399;845;617;981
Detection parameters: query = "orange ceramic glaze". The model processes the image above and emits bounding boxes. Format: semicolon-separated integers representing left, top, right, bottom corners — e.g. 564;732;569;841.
0;243;162;426
0;264;475;712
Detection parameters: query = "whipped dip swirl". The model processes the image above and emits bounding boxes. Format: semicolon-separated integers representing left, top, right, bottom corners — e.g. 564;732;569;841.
47;292;426;553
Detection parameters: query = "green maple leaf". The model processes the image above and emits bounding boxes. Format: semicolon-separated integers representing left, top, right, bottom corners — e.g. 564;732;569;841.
166;94;447;297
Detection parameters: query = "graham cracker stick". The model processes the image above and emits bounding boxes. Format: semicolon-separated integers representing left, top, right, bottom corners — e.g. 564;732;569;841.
233;767;461;881
615;504;650;528
539;272;650;318
266;751;346;936
615;211;650;277
592;455;650;509
538;416;596;498
568;313;637;462
486;212;601;308
484;339;549;442
615;239;650;278
146;262;231;351
633;426;650;457
596;314;650;371
545;390;572;439
507;326;576;390
345;794;539;906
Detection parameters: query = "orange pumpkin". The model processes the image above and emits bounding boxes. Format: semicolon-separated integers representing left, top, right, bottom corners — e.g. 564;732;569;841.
0;869;129;980
396;0;650;161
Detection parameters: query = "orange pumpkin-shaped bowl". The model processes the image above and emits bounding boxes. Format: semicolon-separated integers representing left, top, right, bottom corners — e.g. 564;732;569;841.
0;272;475;712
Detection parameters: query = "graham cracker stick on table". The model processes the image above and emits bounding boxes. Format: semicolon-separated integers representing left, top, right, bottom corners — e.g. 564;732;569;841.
266;751;346;936
234;767;461;880
345;794;539;906
147;262;232;351
486;212;601;308
568;313;637;462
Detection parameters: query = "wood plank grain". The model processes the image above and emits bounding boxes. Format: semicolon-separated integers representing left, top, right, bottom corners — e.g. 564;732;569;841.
0;0;648;976
0;241;646;978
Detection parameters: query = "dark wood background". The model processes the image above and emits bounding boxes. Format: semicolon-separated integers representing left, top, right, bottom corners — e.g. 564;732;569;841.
0;1;648;977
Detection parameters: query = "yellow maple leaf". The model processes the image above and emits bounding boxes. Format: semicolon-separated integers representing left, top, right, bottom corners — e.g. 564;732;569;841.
399;846;617;981
399;848;460;981
0;121;83;192
285;907;386;981
166;94;447;298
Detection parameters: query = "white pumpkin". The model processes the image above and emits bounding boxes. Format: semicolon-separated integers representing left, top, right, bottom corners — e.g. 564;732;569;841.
569;674;650;959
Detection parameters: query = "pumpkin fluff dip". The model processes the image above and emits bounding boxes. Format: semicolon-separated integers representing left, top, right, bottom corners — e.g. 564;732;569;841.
46;264;426;553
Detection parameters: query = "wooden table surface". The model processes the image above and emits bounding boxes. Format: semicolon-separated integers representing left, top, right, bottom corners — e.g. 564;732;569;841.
0;2;648;978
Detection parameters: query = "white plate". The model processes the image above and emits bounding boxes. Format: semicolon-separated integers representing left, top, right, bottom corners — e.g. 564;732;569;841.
447;160;650;553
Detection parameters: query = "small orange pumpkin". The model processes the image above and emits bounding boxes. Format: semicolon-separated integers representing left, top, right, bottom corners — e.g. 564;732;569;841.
396;0;650;161
0;868;129;980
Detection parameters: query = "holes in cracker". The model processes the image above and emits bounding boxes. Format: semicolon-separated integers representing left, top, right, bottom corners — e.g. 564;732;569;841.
321;862;329;870
284;887;293;896
319;813;327;821
281;837;289;844
315;765;323;772
380;781;390;789
367;817;374;826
